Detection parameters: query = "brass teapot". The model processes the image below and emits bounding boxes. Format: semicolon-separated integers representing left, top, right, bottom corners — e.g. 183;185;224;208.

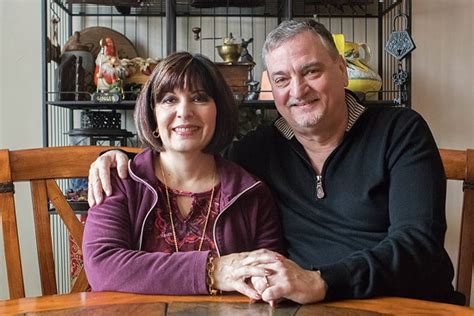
216;33;242;63
191;28;251;64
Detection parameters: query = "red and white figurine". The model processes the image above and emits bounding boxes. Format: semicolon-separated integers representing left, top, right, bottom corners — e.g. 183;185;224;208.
94;36;125;94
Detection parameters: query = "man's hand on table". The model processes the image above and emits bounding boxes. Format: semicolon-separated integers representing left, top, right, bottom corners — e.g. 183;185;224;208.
88;150;129;207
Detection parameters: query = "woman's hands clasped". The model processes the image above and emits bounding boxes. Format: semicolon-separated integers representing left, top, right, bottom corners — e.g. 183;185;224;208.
213;251;271;300
245;249;328;305
215;249;327;305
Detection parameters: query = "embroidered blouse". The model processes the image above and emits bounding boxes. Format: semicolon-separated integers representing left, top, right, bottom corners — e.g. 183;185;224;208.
141;180;220;255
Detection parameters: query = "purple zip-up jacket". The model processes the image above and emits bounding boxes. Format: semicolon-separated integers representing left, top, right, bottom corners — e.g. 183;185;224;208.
83;148;283;295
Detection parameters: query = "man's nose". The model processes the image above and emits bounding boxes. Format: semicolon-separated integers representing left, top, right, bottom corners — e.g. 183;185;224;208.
290;77;308;98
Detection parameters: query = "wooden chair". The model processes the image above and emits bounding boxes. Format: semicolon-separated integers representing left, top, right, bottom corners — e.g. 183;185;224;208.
0;146;139;299
440;149;474;306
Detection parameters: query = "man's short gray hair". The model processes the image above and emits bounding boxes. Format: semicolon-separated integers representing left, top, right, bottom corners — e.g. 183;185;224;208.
262;19;340;68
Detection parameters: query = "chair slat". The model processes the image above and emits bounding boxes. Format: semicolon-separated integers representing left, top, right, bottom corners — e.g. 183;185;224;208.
31;180;58;296
71;268;89;293
46;180;84;246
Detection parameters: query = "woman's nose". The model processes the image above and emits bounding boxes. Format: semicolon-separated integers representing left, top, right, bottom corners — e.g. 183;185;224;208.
176;99;193;118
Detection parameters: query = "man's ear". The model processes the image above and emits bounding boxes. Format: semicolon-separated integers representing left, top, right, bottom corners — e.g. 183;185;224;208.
337;55;349;87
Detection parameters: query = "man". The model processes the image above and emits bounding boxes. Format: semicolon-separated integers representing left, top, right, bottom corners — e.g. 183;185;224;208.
88;19;462;305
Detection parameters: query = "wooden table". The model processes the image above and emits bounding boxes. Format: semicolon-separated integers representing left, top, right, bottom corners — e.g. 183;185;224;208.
1;292;473;315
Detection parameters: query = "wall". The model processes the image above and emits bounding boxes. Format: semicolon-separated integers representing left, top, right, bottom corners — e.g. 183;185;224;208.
412;0;474;304
0;0;43;299
0;0;473;304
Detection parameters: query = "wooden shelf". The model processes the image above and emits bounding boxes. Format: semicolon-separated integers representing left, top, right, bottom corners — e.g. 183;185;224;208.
47;99;275;110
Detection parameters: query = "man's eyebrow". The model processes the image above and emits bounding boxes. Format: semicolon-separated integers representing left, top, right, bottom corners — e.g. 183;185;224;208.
300;61;323;72
270;61;324;78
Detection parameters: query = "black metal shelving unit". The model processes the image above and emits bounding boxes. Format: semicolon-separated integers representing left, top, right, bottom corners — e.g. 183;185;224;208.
42;0;412;147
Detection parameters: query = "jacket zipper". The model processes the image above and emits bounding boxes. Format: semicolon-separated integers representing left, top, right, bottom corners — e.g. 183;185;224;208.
212;181;262;257
291;144;326;200
128;161;159;251
316;175;325;199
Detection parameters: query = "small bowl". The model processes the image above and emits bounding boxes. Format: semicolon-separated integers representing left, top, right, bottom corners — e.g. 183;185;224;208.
216;44;242;63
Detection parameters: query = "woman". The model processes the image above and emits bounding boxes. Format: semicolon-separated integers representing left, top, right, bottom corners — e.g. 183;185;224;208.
82;52;282;298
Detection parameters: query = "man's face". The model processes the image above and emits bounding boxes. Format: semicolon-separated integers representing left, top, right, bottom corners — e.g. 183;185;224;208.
265;31;349;134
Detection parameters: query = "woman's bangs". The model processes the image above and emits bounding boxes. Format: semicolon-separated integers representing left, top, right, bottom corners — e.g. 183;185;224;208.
152;56;215;101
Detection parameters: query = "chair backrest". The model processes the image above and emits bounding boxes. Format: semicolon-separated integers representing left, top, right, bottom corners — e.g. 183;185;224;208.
440;149;474;306
0;146;139;299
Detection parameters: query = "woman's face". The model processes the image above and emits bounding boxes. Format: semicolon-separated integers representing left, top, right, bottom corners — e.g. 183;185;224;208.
154;88;217;155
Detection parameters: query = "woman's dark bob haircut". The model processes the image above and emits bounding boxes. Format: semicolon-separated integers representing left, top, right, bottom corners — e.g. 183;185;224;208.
134;52;238;154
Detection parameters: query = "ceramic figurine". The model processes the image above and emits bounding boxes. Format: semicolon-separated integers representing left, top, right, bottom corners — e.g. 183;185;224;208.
94;36;125;94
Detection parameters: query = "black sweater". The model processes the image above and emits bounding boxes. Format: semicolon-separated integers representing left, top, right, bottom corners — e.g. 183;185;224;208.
226;104;461;304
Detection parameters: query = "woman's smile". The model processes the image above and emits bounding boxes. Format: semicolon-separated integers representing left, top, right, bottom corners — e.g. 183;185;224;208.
172;124;201;136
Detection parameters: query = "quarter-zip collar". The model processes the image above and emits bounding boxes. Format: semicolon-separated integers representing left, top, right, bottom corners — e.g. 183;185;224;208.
274;91;365;200
274;90;366;140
